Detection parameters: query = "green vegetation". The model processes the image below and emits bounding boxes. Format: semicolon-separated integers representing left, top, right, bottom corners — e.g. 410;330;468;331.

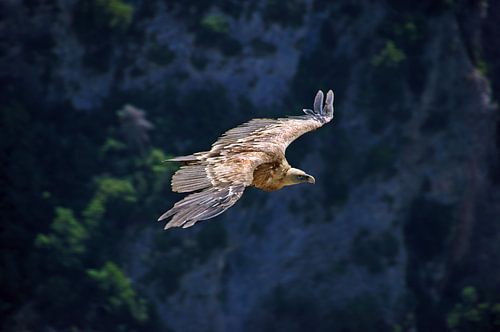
0;88;177;329
95;0;134;28
357;15;431;133
84;177;136;225
371;41;406;67
447;286;500;331
476;59;488;77
30;176;160;329
28;152;166;329
87;261;148;323
201;13;230;34
361;34;414;133
35;207;88;267
377;16;429;95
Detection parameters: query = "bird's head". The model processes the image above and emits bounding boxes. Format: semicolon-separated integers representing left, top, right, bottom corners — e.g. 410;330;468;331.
283;168;315;186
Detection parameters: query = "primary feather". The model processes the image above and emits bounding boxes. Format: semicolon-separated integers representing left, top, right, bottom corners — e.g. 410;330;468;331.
159;90;334;229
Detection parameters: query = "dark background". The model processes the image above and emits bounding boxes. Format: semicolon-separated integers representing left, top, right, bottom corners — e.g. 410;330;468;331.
1;0;500;331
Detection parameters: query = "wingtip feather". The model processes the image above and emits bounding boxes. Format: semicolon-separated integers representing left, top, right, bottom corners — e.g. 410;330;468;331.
314;90;324;114
302;108;315;116
326;90;334;104
322;89;334;119
163;218;182;229
158;210;173;222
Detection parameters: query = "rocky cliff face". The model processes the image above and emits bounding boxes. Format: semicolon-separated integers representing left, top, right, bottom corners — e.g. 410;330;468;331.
1;1;499;331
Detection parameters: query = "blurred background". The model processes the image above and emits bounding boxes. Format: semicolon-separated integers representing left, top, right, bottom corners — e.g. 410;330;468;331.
1;0;500;331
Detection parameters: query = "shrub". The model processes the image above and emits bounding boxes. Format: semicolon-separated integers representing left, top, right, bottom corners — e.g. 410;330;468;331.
447;286;500;331
95;0;134;29
371;40;406;67
201;13;230;34
35;207;88;267
87;261;149;323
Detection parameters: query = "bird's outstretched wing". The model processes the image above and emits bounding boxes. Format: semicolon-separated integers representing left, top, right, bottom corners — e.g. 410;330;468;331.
158;90;334;229
212;90;334;156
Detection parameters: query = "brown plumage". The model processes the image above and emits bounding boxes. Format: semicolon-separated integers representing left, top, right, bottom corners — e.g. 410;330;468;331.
158;90;335;229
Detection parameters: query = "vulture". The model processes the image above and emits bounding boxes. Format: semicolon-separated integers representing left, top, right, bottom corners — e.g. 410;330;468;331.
158;90;334;229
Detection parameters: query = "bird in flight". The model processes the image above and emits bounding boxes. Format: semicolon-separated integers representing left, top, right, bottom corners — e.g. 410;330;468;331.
159;90;334;229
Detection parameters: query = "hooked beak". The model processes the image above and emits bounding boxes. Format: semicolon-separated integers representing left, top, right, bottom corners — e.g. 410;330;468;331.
307;175;316;184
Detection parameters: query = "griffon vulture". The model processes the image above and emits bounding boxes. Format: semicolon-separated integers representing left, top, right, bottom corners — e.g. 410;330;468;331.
158;90;334;229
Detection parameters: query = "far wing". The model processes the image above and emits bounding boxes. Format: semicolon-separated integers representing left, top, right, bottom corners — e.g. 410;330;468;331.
212;90;334;156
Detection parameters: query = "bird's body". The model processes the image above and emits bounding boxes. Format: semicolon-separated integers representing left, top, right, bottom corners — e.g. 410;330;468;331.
159;90;334;229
